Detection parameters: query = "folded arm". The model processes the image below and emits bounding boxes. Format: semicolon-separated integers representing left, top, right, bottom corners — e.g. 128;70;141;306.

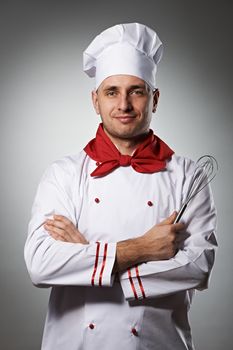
118;184;217;300
24;159;116;288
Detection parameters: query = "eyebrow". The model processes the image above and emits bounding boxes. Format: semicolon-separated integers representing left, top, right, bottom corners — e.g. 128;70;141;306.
103;86;118;92
102;84;147;92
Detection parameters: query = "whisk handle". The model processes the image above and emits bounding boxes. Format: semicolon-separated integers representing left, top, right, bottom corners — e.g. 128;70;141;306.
174;203;187;223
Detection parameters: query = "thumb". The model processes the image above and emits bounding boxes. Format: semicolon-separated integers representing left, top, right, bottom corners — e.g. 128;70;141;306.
159;211;177;226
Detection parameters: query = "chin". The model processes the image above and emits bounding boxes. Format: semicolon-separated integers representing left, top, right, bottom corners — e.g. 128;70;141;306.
114;129;147;140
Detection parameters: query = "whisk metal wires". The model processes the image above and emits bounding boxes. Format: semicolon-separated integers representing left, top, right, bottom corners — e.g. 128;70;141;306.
174;155;218;223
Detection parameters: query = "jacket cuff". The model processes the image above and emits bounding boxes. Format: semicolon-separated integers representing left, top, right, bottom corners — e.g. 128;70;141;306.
90;242;116;287
119;265;146;301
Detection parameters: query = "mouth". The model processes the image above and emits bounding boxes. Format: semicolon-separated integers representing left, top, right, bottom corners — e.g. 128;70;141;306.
113;115;136;124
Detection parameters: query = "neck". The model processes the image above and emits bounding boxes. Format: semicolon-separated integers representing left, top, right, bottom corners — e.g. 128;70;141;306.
113;139;138;156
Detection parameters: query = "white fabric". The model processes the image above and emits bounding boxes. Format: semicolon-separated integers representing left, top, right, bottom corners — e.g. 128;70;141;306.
24;151;217;350
83;23;163;89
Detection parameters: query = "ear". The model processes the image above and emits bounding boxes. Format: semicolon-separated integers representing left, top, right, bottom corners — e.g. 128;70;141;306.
152;89;160;113
92;90;100;115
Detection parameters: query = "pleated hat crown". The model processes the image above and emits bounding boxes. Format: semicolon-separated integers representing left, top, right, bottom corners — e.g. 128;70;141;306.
83;23;163;89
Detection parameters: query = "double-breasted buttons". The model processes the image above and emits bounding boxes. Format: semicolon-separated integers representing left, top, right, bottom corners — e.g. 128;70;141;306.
89;323;95;330
94;196;153;207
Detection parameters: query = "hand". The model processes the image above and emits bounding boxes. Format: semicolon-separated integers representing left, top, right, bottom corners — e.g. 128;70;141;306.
115;212;186;272
141;212;185;261
44;215;88;244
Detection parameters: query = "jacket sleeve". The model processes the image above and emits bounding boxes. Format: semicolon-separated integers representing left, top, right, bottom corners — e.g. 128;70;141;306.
24;157;116;288
119;159;218;301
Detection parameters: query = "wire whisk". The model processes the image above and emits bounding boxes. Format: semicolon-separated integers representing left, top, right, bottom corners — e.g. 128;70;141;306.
174;155;218;223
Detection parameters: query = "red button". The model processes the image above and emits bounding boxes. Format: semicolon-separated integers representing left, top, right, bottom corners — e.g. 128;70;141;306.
147;201;153;207
131;328;138;336
96;162;100;166
89;323;95;329
95;198;100;203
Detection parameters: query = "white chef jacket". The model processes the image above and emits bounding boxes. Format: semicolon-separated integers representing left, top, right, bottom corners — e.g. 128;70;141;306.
24;151;217;350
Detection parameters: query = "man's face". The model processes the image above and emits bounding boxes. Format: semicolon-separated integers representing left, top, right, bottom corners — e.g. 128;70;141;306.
92;75;159;142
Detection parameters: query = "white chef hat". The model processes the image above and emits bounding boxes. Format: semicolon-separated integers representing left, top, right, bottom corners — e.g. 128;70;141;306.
83;22;163;90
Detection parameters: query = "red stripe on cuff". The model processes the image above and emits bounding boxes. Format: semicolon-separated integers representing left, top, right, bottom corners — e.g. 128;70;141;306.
99;243;108;287
127;268;138;300
135;265;146;299
91;242;100;286
99;243;108;286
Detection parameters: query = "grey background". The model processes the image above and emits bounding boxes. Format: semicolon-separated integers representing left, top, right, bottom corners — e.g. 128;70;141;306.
0;1;232;349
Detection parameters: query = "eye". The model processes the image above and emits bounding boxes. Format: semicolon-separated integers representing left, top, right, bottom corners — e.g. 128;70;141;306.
130;89;145;96
106;90;117;96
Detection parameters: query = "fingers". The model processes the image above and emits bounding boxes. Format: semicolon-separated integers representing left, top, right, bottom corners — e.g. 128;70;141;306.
159;212;177;226
44;223;66;237
44;221;69;242
159;212;185;231
47;215;75;230
53;215;74;226
44;215;74;240
173;222;185;232
45;227;66;242
44;215;88;244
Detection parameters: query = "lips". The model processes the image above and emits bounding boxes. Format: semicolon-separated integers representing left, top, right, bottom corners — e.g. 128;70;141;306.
115;116;135;124
114;116;136;124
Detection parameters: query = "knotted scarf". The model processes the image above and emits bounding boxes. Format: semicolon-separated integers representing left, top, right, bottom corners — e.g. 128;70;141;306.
84;124;174;177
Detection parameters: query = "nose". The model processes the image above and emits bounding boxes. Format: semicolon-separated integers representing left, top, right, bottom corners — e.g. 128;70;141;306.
117;94;133;112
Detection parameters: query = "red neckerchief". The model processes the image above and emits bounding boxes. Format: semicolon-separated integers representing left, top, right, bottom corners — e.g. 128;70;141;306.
84;123;174;177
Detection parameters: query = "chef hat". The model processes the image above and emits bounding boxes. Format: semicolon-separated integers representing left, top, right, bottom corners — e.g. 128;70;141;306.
83;22;163;90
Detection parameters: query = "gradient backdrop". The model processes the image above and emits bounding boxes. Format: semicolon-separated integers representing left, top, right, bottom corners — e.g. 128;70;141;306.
0;1;232;349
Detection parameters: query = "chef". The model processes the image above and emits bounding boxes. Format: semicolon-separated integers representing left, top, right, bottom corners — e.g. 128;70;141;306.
24;23;217;350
